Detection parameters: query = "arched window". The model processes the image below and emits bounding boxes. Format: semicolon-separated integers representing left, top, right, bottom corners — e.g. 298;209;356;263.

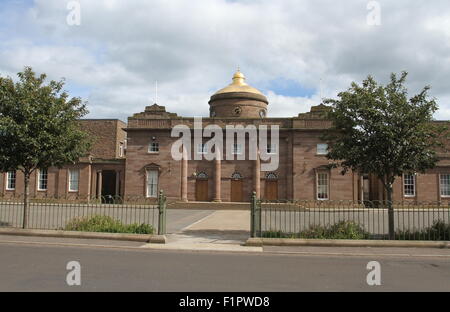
196;172;208;180
231;172;243;180
266;172;278;180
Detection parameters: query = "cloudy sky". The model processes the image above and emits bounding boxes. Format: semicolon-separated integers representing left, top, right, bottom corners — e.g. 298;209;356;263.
1;0;450;121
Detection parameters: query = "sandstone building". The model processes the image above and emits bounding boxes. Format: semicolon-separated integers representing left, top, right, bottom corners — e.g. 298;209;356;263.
2;70;450;203
0;119;126;201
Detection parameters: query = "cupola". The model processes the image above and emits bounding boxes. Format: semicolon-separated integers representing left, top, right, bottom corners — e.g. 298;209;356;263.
209;70;268;118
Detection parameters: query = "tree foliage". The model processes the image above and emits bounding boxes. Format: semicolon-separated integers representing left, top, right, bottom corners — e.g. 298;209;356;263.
323;72;447;238
324;72;446;190
0;67;91;174
0;67;91;228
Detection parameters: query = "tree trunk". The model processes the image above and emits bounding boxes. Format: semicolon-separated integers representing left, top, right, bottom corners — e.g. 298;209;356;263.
22;172;30;229
386;186;395;240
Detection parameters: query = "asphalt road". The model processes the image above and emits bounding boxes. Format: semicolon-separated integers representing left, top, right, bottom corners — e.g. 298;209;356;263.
0;239;449;291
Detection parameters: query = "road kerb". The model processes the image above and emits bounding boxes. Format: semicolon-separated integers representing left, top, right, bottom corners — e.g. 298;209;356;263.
0;228;166;243
245;237;450;249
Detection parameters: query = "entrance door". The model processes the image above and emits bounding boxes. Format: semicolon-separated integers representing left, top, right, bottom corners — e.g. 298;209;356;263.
265;180;278;201
230;180;243;202
195;180;209;201
101;170;117;203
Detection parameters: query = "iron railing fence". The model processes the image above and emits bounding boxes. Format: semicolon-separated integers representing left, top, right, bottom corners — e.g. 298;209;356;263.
251;198;450;241
0;194;163;205
0;194;166;233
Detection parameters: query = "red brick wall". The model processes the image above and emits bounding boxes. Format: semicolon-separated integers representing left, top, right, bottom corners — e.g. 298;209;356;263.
78;119;126;159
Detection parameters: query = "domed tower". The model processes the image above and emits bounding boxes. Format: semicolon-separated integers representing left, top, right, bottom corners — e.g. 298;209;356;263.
209;70;268;118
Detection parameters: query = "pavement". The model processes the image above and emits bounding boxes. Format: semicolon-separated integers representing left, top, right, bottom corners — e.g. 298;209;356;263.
153;210;259;252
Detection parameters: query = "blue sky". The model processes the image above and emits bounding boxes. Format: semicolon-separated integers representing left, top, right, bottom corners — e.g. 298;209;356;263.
1;0;450;121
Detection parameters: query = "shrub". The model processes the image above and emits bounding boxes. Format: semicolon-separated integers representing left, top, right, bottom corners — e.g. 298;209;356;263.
328;220;370;240
262;221;370;240
65;215;154;234
396;220;450;241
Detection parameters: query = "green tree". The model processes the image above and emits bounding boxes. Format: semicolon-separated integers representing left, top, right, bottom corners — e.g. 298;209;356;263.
324;72;446;239
0;67;91;228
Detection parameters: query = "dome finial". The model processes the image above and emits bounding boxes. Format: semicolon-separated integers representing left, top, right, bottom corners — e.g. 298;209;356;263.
213;69;264;96
232;68;246;85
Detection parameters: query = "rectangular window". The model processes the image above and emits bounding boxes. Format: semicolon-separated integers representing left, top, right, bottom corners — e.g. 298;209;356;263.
317;144;328;155
146;170;158;198
440;174;450;197
403;174;416;197
69;169;79;192
317;172;329;200
267;143;278;154
6;171;16;190
149;142;159;153
197;143;207;154
38;169;48;191
233;143;243;155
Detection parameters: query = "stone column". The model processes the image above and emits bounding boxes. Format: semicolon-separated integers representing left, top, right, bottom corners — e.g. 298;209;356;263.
87;164;92;203
254;151;261;199
213;149;222;202
181;147;188;202
97;171;102;199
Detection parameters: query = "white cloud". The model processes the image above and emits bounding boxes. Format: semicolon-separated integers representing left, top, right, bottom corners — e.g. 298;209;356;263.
0;0;449;121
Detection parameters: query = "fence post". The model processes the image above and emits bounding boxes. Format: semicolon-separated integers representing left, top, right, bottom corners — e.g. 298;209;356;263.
158;190;166;235
250;192;255;237
255;193;261;237
250;191;260;238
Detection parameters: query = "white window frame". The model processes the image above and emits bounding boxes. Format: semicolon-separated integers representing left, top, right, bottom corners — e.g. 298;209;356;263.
6;171;16;191
119;143;124;157
403;173;416;197
148;142;159;153
440;174;450;198
197;143;207;155
68;169;80;192
232;143;243;155
37;169;48;191
317;143;328;155
146;169;159;198
316;171;329;200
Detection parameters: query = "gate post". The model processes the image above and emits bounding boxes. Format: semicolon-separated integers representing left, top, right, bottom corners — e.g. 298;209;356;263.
158;190;167;235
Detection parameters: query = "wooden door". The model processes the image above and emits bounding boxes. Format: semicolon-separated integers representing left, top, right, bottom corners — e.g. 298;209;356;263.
195;180;209;201
230;180;243;202
265;180;278;201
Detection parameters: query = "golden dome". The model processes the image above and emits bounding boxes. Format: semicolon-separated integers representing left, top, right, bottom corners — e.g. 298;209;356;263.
214;70;264;96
